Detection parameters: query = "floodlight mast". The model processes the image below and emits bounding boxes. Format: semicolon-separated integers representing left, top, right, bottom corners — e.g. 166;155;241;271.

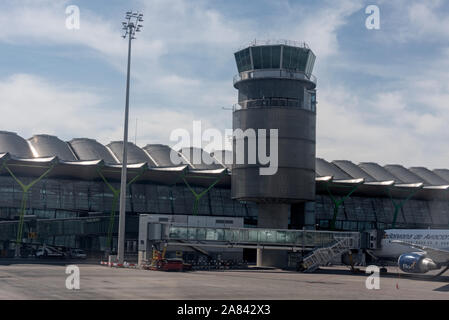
117;11;143;264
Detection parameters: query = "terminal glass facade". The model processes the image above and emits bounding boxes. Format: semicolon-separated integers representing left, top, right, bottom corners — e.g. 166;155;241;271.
315;195;449;231
1;175;449;254
0;176;257;220
0;175;257;254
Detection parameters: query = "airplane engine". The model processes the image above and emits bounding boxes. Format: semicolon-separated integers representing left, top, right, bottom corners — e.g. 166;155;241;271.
398;253;439;273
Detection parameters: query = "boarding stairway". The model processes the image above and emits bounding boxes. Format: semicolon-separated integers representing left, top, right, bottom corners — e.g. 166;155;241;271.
173;239;213;259
301;237;353;273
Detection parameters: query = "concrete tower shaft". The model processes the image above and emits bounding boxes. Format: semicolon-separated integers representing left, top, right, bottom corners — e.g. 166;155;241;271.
231;41;317;268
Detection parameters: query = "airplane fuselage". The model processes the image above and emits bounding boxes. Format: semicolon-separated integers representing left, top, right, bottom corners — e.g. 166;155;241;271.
375;229;449;259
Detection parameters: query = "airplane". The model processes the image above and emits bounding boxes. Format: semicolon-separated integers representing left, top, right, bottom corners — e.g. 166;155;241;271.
368;228;449;276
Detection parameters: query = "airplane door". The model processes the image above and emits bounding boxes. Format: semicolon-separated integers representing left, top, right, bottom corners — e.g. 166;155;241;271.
364;230;379;249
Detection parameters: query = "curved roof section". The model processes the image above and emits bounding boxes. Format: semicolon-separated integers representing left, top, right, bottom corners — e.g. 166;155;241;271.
0;131;33;158
315;158;352;180
384;164;426;185
409;167;449;186
69;138;117;164
28;134;77;161
179;147;224;170
433;169;449;184
332;160;376;182
107;141;156;166
142;144;187;168
358;162;401;183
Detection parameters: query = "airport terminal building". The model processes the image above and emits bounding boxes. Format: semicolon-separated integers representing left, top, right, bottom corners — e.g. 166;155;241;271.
1;40;449;258
1;131;449;257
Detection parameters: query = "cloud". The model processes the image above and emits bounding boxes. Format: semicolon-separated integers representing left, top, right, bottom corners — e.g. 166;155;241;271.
259;0;364;60
0;73;204;149
316;53;449;169
138;0;244;47
0;73;107;138
373;0;449;44
404;0;449;40
0;0;240;145
0;0;165;67
312;0;449;169
2;0;448;171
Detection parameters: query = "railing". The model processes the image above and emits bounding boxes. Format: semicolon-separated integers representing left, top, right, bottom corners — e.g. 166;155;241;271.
232;97;315;112
233;69;317;86
236;39;310;51
162;224;360;249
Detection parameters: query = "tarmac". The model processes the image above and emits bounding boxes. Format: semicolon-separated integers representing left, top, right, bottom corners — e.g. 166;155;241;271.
0;262;448;299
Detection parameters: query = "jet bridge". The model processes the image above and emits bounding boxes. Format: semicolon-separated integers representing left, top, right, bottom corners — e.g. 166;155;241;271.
139;222;362;268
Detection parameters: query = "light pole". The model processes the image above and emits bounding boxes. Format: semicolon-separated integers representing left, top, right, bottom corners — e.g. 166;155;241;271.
117;11;143;264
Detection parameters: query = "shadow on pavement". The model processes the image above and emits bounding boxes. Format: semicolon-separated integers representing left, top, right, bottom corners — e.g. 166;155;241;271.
313;266;449;283
0;258;98;266
433;283;449;292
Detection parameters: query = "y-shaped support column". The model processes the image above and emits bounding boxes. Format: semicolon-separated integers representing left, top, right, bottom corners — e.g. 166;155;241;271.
388;187;420;229
5;163;55;257
181;172;225;215
97;167;145;251
326;182;362;230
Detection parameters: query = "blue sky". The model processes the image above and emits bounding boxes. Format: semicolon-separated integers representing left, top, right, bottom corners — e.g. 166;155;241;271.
0;0;448;168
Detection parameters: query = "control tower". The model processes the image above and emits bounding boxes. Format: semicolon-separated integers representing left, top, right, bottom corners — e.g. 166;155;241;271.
232;40;317;267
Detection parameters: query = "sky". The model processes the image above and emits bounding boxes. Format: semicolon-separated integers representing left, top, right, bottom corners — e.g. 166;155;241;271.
0;0;448;169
